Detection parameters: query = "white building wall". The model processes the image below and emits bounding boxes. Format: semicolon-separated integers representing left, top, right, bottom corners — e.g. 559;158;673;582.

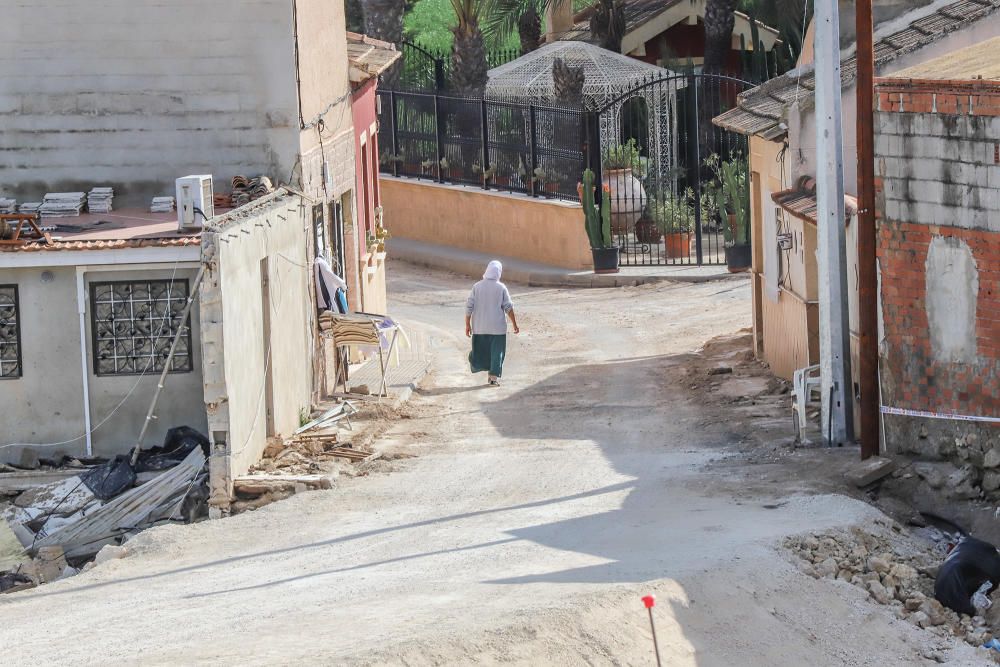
0;0;301;206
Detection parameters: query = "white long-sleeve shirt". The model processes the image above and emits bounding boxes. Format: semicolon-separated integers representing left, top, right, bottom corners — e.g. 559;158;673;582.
466;279;513;335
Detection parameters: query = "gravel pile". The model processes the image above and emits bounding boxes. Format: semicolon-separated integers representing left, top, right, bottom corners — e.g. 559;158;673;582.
785;526;1000;651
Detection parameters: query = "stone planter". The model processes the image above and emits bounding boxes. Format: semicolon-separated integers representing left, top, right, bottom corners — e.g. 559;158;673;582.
604;169;646;235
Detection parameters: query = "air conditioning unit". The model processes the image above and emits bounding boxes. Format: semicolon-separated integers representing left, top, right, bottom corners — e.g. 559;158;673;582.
176;175;214;231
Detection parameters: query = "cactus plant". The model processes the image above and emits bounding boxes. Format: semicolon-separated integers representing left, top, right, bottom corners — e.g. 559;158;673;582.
581;169;613;249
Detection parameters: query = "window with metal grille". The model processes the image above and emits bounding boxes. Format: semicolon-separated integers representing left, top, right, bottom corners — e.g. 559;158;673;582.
90;279;192;376
0;285;21;379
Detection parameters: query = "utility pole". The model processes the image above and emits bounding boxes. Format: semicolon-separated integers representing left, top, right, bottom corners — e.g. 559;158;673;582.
856;0;880;459
814;0;854;446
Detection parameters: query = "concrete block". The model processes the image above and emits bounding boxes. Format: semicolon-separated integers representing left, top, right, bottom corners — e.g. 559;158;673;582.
846;456;896;487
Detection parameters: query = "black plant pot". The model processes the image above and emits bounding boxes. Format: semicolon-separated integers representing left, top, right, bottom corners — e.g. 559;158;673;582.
725;244;752;273
592;246;621;274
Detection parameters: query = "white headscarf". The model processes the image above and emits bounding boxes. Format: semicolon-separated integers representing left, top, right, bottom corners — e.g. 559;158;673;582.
483;260;502;281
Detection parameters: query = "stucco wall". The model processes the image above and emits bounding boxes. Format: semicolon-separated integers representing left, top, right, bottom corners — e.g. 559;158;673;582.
380;178;592;270
0;263;207;463
0;0;301;206
200;192;314;509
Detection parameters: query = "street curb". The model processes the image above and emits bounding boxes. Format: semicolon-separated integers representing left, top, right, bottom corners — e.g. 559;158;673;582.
392;246;747;288
389;362;430;410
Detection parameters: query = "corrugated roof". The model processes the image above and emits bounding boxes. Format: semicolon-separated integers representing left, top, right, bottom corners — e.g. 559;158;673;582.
714;0;1000;137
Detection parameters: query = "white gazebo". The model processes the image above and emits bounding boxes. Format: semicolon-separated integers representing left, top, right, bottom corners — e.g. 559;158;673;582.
485;41;684;182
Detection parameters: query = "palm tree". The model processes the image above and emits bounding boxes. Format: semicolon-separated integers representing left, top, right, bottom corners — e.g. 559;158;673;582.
483;0;553;54
450;0;492;95
589;0;625;52
362;0;407;86
703;0;736;75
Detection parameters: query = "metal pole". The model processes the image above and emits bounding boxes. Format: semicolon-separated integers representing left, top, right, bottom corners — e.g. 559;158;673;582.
856;0;879;460
389;90;400;178
433;95;444;183
814;0;855;446
528;104;539;197
686;73;703;266
480;98;490;190
131;264;207;464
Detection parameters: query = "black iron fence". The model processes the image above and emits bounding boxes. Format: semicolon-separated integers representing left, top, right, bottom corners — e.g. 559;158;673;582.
596;73;752;266
376;74;753;267
377;89;589;202
397;42;520;93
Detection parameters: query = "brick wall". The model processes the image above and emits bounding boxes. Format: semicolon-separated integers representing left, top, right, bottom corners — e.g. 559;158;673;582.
875;76;1000;489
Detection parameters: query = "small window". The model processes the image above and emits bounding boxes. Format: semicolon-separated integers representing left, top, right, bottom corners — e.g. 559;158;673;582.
0;285;21;379
90;279;192;376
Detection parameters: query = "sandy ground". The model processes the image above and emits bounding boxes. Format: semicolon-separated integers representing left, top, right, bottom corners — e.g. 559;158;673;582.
0;265;989;666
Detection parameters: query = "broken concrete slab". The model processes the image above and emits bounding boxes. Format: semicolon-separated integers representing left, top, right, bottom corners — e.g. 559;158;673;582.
0;521;26;571
14;476;97;516
233;474;333;497
846;456;897;488
0;469;79;495
33;546;67;584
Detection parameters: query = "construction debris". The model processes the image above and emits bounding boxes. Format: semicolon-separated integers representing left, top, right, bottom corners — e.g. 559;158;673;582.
786;525;1000;649
0;426;211;592
150;196;175;213
229;175;274;207
39;192;86;218
87;187;114;213
0;470;79;496
846;456;896;488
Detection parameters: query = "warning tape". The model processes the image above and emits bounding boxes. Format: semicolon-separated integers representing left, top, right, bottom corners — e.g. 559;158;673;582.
880;406;1000;424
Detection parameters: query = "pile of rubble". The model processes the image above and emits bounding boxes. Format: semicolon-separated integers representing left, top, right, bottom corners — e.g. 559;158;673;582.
0;427;210;594
785;525;1000;651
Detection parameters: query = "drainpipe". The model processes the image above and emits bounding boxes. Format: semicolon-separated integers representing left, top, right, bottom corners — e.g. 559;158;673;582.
75;266;93;457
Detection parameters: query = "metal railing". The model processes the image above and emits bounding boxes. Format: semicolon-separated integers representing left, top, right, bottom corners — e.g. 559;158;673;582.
377;89;590;203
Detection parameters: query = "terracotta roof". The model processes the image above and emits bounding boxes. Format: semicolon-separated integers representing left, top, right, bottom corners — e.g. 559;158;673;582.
772;177;858;225
886;35;1000;80
0;210;199;252
714;0;1000;138
346;32;402;83
553;0;779;48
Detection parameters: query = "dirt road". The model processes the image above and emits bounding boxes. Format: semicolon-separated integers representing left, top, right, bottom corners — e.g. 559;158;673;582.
0;265;986;665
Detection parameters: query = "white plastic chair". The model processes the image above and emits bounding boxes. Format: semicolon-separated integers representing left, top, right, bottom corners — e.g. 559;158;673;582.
792;364;822;441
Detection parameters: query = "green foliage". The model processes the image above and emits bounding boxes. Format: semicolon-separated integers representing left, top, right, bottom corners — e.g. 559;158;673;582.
406;0;520;52
602;138;644;174
581;169;612;249
649;189;694;234
704;153;750;245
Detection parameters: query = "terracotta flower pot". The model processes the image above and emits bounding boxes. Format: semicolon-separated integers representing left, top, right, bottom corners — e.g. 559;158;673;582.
664;232;692;258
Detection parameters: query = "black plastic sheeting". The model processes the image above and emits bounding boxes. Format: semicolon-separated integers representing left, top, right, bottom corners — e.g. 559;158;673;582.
135;426;210;473
78;426;210;500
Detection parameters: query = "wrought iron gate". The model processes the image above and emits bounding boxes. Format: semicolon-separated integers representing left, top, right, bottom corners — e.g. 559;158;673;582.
595;73;753;266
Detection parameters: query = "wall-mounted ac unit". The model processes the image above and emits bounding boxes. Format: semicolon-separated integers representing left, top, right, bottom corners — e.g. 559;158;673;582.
176;175;214;231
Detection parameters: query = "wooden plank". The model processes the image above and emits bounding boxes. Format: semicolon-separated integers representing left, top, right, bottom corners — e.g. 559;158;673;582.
0;470;79;494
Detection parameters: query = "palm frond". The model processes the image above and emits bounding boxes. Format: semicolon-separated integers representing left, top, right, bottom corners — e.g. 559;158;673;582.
482;0;548;50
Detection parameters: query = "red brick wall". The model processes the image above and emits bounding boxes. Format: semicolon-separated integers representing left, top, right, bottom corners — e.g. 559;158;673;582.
878;221;1000;416
876;78;1000;116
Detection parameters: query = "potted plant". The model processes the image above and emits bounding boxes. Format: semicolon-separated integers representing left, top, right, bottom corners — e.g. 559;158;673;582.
650;189;694;259
534;167;561;195
420;159;437;177
602;138;648;235
707;153;751;272
581;169;620;273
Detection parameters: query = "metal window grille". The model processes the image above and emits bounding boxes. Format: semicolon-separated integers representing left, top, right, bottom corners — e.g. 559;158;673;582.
90;279;192;376
0;285;21;379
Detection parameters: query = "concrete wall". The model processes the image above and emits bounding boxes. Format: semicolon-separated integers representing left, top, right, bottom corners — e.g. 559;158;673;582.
0;0;301;206
0;263;207;463
875;78;1000;495
381;178;593;270
200;191;315;510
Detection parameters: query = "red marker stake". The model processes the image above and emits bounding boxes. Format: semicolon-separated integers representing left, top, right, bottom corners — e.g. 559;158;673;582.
642;595;662;667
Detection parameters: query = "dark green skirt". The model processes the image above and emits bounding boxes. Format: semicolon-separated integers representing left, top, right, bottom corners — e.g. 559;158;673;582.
469;334;507;376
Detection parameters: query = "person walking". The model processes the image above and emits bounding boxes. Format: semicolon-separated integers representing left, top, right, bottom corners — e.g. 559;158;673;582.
466;260;519;386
